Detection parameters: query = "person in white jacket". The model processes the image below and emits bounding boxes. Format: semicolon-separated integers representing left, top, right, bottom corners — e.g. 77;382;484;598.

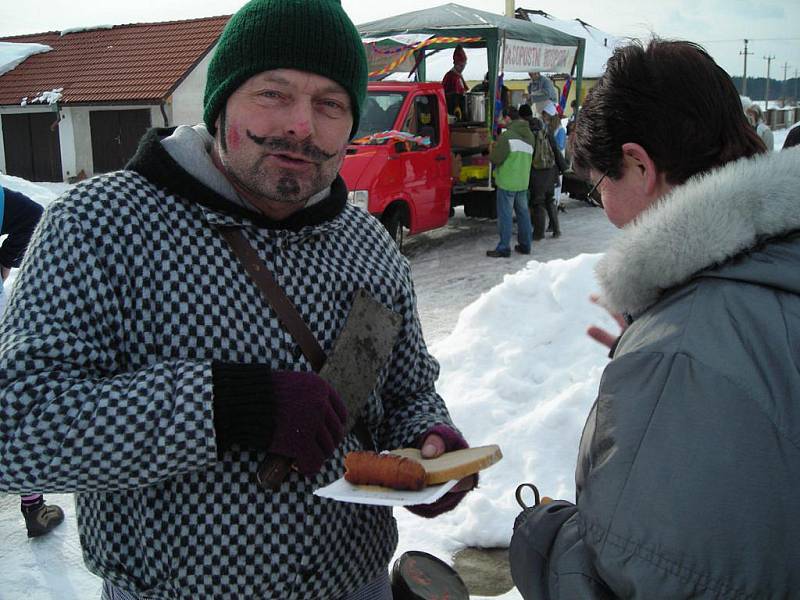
746;103;774;150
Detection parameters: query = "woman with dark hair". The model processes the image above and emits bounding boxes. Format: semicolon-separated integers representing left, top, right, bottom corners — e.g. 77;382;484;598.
510;39;800;599
572;42;765;187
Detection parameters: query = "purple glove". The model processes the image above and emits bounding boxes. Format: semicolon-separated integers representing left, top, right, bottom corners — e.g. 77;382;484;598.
407;424;477;518
267;371;347;476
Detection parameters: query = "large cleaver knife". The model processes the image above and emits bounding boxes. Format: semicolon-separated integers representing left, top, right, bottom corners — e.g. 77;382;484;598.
257;288;403;489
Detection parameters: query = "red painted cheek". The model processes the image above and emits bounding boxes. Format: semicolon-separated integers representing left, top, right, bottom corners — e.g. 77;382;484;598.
226;123;242;151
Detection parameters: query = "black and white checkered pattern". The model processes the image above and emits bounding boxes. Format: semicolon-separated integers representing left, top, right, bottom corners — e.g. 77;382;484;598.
0;170;455;599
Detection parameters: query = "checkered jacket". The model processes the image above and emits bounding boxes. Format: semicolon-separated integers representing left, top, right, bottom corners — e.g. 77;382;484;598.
0;130;456;599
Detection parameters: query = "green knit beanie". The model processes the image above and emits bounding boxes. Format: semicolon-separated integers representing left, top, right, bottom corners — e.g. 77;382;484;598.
203;0;367;138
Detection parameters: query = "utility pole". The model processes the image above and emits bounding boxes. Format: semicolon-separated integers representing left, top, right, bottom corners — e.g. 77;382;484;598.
739;39;752;96
505;0;515;18
763;54;775;110
795;69;799;103
781;62;790;105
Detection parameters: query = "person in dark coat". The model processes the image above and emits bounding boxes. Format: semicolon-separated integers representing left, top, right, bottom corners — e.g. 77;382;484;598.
0;186;65;538
510;39;800;599
783;124;800;149
519;102;568;240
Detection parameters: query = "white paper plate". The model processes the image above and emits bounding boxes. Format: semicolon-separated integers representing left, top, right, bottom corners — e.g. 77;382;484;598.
314;477;459;506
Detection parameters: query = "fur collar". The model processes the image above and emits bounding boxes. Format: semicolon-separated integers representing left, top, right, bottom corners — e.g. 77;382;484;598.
596;147;800;316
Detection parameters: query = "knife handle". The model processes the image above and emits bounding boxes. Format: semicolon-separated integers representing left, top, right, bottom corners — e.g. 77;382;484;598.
257;455;293;490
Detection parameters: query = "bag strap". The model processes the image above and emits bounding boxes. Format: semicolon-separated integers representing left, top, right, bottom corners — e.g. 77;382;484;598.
218;227;326;371
217;225;375;455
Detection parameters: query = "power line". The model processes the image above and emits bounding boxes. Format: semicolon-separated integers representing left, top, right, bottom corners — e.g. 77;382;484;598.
700;37;800;43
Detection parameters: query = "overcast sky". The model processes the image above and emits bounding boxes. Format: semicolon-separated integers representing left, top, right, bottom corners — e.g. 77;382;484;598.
1;0;798;87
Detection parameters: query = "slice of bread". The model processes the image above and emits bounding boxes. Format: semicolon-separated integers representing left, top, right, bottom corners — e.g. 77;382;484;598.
389;445;502;485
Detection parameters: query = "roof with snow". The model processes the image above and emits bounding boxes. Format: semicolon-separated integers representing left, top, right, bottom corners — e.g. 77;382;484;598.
516;9;627;78
0;15;229;107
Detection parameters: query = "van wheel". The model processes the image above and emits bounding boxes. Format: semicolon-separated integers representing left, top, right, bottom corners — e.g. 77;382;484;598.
382;208;406;250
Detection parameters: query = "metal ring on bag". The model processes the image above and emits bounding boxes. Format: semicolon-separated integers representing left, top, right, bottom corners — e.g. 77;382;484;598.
515;483;541;509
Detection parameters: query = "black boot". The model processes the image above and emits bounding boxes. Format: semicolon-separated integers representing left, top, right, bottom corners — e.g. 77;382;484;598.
21;497;65;538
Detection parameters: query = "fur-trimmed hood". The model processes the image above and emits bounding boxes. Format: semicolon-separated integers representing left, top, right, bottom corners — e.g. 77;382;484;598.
596;147;800;316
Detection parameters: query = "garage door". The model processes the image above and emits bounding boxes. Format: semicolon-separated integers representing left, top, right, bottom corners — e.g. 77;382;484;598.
90;109;151;174
2;112;63;182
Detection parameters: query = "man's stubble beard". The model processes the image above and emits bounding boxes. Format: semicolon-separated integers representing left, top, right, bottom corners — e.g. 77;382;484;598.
216;107;347;207
219;147;344;207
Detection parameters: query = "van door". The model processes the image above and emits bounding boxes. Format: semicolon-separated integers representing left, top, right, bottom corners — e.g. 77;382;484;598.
396;93;451;231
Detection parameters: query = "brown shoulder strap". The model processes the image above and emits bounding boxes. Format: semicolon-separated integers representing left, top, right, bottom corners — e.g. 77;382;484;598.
218;227;326;372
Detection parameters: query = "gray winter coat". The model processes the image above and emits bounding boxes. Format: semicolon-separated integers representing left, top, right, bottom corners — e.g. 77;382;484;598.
510;147;800;599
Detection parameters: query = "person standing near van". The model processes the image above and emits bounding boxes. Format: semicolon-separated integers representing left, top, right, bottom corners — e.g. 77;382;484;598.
520;102;568;240
486;106;535;257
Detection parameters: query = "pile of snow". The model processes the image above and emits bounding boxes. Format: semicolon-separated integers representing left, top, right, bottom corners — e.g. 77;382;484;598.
0;41;51;77
0;173;64;208
394;255;615;581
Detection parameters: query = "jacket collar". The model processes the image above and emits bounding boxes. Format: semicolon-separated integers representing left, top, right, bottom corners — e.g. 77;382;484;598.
596;147;800;316
126;127;348;231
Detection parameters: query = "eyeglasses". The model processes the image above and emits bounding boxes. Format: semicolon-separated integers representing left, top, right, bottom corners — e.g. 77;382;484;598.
587;171;607;208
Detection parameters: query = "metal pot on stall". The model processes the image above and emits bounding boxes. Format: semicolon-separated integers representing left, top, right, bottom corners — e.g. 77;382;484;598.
465;92;486;123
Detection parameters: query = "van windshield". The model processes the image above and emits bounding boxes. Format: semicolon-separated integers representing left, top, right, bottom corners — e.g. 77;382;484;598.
351;92;407;143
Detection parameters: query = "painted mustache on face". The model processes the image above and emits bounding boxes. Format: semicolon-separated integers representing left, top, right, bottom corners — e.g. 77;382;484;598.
246;130;338;162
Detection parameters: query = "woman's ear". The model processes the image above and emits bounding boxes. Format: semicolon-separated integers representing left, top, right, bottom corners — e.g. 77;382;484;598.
621;142;670;200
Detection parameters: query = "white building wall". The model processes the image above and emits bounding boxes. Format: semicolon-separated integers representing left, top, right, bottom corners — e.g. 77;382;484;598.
68;108;92;179
171;51;214;127
57;107;77;181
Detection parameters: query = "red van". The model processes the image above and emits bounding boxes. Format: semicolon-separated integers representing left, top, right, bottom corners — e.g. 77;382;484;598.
340;81;495;247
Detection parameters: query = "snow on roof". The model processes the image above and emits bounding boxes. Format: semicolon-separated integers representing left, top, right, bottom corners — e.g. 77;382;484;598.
0;41;52;77
518;11;627;78
59;24;114;36
21;87;64;106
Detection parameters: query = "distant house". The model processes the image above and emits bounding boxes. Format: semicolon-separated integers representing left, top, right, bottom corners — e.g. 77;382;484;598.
0;15;228;182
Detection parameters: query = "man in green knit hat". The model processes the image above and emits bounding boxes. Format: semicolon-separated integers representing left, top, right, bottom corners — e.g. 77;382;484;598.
0;1;476;598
